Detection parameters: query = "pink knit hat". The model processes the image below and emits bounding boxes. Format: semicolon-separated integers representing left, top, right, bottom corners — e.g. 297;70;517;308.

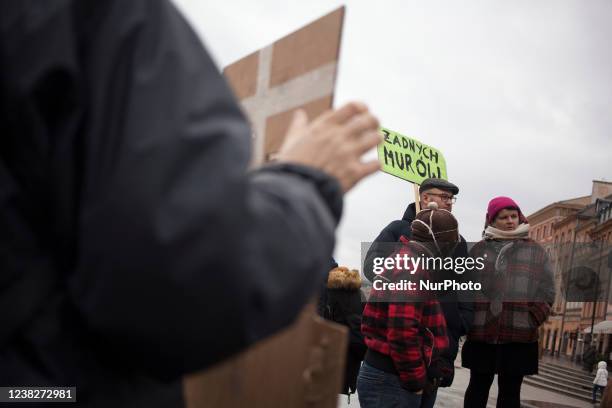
486;196;527;226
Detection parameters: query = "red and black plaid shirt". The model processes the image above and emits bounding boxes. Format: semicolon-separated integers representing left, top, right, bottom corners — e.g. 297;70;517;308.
361;240;449;392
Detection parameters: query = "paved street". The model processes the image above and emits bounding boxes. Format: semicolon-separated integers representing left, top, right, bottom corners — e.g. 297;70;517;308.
337;364;594;408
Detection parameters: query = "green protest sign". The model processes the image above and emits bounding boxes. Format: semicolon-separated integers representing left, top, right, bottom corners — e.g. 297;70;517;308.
377;127;447;184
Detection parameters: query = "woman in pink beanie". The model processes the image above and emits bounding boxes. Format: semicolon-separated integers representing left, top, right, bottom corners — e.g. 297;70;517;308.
461;197;555;408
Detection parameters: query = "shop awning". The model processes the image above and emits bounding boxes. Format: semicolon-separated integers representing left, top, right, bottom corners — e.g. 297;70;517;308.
583;320;612;334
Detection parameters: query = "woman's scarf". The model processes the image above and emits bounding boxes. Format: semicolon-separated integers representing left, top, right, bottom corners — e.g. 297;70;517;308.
482;223;530;241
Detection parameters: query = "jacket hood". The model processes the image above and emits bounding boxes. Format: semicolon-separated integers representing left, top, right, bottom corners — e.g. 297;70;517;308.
402;202;417;222
599;361;607;369
327;267;361;290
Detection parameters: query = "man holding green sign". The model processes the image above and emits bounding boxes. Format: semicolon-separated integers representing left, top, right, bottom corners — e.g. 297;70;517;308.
363;128;473;407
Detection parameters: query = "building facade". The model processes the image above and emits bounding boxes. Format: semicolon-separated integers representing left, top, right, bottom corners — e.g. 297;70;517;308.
527;180;612;361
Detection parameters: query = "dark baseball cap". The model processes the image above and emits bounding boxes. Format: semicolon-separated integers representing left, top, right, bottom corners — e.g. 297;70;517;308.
419;178;459;195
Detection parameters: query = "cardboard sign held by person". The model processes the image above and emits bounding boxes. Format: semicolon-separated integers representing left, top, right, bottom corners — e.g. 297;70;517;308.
223;7;345;165
184;303;348;408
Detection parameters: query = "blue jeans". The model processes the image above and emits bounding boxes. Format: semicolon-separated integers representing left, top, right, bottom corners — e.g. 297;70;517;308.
593;384;605;402
419;387;438;408
357;362;423;408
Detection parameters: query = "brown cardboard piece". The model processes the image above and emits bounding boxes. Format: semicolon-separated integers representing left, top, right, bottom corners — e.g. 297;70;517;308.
183;303;348;408
223;7;345;164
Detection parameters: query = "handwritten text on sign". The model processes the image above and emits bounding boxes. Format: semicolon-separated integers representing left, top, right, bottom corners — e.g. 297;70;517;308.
377;128;447;184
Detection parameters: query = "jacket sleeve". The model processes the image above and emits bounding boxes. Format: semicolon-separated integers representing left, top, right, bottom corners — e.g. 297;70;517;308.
344;292;367;360
363;221;403;282
454;237;474;335
69;0;342;377
457;301;475;336
316;259;339;317
529;249;555;326
386;258;428;392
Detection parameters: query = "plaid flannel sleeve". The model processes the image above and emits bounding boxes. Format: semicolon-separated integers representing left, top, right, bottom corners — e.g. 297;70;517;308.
371;244;430;392
387;301;427;391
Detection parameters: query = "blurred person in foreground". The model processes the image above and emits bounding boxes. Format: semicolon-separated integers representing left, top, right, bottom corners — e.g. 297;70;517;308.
0;0;382;406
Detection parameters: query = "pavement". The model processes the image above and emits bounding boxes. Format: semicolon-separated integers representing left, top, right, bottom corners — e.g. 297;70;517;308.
337;364;596;408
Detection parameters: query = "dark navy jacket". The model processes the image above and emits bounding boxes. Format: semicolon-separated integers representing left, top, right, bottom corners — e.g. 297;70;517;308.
0;1;342;406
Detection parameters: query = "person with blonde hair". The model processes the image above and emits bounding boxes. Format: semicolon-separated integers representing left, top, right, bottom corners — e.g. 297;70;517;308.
318;264;366;400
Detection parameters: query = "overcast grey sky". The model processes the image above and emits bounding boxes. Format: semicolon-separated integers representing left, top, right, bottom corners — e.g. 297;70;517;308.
174;0;612;269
